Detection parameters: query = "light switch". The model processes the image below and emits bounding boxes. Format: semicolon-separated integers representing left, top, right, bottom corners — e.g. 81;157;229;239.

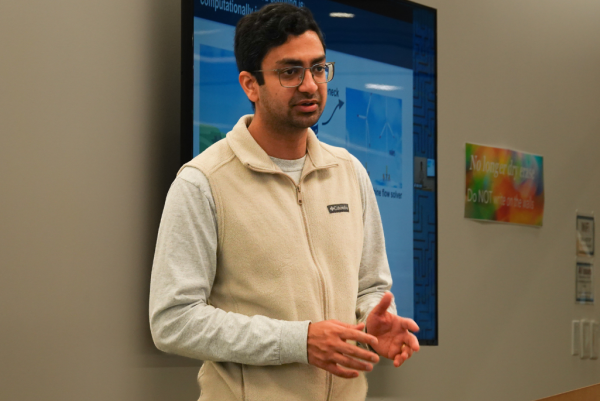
572;320;581;356
591;320;599;360
581;320;591;359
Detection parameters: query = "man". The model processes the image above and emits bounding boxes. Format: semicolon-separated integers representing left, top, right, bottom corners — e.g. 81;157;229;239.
149;4;420;400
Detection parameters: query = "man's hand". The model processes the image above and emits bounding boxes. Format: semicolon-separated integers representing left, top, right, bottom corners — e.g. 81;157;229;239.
307;320;380;379
366;292;420;367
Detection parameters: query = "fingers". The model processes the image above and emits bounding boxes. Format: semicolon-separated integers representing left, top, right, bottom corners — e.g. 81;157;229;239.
336;342;379;363
407;334;420;352
330;320;365;331
370;292;393;317
400;317;420;333
393;343;414;367
339;327;379;348
307;319;382;379
402;344;414;359
394;353;405;367
331;353;373;372
395;331;419;354
327;345;377;379
329;364;361;379
393;351;405;367
311;358;364;379
328;320;377;348
400;327;420;352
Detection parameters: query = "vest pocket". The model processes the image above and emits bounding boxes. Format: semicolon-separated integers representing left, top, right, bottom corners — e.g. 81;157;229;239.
199;361;244;401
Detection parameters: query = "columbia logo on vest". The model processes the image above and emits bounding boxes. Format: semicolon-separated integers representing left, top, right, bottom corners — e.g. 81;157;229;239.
327;204;349;213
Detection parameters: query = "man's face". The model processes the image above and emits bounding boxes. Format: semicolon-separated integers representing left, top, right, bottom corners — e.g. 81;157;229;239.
255;30;328;131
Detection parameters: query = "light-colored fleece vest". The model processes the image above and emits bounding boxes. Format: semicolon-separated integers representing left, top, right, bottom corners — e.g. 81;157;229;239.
181;115;366;401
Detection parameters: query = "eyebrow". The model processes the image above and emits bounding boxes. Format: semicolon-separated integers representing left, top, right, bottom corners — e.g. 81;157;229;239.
275;55;326;66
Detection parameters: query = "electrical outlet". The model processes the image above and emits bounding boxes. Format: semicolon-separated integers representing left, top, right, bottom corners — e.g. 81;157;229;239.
572;320;581;356
591;320;599;360
581;320;591;359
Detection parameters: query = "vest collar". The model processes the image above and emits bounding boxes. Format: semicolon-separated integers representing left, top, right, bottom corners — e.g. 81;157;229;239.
226;115;338;174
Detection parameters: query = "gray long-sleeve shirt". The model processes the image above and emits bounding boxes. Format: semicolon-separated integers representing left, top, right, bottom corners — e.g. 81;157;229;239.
149;154;396;365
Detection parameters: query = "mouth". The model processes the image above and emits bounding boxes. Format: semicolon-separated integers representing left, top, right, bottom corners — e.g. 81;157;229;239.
294;99;319;113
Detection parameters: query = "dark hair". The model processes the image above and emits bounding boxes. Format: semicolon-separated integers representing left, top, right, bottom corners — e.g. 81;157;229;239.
234;3;326;86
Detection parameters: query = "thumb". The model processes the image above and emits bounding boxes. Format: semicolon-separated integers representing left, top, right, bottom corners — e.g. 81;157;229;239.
371;292;393;317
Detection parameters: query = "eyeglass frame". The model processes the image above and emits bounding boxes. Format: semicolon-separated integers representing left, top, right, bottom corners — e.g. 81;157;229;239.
253;62;335;88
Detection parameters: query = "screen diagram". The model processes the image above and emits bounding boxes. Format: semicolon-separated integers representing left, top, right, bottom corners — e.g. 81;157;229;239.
346;88;403;189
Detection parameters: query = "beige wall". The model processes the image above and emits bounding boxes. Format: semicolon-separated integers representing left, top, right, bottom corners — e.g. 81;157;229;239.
0;1;598;400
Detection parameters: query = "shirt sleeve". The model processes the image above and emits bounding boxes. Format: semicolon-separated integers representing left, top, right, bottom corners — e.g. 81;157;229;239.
149;167;310;365
351;155;398;326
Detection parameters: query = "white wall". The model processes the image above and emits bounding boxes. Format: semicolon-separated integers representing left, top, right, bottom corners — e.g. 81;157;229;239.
367;0;600;400
0;1;199;400
0;1;598;400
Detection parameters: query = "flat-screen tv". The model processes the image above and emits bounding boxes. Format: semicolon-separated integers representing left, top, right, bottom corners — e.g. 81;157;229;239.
181;0;438;345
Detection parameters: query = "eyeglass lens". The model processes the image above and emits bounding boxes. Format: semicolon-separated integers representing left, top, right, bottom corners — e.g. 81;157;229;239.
279;64;333;87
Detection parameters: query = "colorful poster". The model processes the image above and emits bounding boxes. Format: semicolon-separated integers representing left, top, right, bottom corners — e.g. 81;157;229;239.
465;143;544;226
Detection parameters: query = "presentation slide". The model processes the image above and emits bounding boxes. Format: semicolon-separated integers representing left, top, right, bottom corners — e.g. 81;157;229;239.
194;17;414;317
189;0;437;342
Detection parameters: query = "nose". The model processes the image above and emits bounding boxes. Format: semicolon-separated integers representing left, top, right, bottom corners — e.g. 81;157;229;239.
298;68;319;94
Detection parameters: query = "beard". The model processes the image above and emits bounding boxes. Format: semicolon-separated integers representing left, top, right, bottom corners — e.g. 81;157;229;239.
258;88;326;133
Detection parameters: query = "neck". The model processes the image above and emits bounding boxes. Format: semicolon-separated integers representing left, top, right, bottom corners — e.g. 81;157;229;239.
247;111;308;160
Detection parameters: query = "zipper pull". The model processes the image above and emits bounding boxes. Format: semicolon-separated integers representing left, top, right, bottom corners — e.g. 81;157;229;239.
297;185;303;205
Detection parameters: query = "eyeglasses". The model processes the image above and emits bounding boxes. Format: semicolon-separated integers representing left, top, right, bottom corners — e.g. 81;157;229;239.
254;62;335;88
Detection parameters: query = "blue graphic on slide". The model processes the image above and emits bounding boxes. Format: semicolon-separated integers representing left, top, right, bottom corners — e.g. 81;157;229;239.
194;44;253;154
346;88;402;188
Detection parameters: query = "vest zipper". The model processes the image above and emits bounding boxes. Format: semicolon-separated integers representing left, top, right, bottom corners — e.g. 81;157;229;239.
246;164;333;401
293;179;327;321
295;180;332;401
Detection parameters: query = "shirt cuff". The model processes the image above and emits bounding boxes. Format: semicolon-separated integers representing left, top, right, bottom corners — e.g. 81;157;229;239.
279;320;311;365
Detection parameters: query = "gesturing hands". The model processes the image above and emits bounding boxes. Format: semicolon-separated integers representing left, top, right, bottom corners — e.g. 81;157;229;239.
307;320;380;379
366;292;420;367
307;293;419;378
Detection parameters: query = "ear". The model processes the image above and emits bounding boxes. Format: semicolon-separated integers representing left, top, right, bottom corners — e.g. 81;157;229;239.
239;71;259;104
